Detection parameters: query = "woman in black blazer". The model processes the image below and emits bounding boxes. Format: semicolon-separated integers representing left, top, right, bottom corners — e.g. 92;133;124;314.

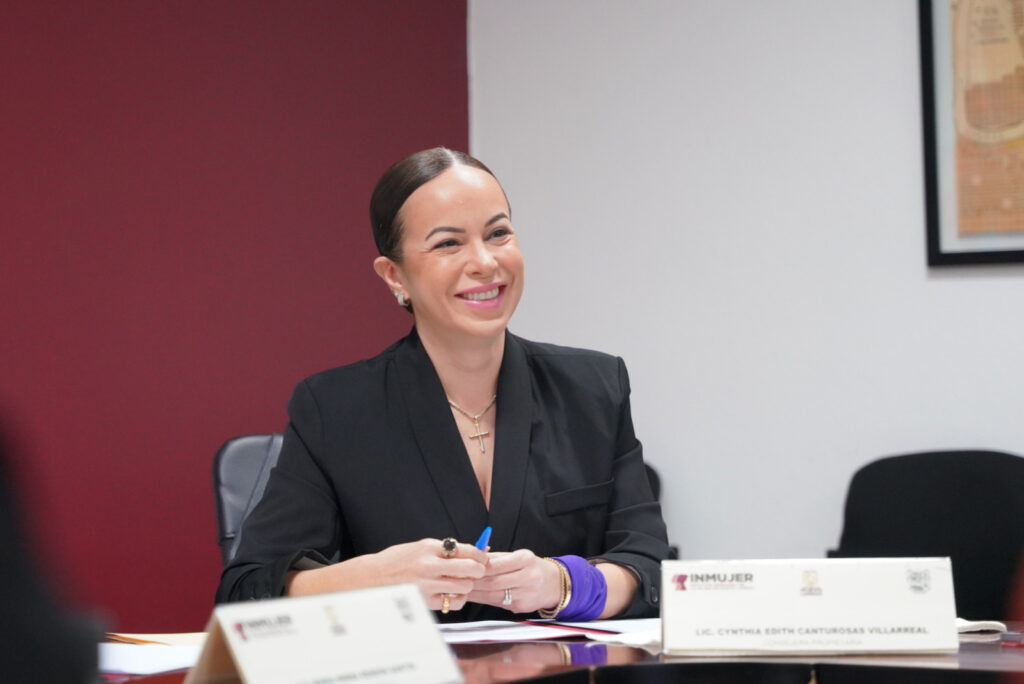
217;148;670;621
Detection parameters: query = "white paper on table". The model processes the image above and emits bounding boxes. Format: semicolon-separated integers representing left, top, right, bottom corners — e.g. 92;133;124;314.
551;617;660;635
437;620;571;643
955;618;1007;633
438;618;662;645
107;632;208;647
99;643;202;675
559;618;662;651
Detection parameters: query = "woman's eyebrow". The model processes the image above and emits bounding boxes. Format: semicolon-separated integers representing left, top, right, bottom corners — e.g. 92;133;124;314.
424;213;508;241
424;226;466;241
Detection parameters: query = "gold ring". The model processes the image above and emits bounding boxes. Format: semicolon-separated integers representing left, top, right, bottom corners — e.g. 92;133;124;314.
441;594;451;614
441;537;457;558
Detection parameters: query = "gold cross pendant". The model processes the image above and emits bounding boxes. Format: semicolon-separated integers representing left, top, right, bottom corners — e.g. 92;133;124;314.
469;421;490;453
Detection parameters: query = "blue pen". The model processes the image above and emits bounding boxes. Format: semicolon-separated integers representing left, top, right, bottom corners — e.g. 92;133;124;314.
474;526;492;550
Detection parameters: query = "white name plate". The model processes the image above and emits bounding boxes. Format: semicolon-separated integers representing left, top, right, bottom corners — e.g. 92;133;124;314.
662;558;958;655
185;583;462;684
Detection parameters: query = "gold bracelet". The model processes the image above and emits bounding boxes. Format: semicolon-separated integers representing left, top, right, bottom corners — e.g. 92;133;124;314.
537;557;572;619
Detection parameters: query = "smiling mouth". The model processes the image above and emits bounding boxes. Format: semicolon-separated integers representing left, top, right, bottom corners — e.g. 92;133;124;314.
458;285;503;301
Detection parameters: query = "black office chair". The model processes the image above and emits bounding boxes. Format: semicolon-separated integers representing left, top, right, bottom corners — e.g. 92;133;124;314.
828;450;1024;620
644;463;679;560
213;433;283;566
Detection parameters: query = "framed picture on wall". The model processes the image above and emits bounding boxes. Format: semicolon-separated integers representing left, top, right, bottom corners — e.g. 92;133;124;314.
919;0;1024;265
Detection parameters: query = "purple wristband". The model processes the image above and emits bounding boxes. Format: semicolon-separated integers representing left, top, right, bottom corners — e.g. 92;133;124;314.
553;555;607;621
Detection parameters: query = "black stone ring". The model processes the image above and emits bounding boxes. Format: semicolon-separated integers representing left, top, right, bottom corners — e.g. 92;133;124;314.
441;537;458;558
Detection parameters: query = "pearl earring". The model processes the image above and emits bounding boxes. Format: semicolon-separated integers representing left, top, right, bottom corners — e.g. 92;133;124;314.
395;292;408;307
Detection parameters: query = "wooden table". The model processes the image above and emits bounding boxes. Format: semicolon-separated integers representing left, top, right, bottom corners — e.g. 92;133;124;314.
108;624;1024;683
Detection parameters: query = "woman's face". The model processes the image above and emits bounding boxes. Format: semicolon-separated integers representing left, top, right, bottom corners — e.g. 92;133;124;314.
377;164;524;343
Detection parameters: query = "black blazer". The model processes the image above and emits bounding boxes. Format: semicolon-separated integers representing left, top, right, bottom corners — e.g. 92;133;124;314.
217;329;670;620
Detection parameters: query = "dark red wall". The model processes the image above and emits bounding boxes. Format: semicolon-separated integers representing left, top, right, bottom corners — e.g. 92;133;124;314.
0;1;467;631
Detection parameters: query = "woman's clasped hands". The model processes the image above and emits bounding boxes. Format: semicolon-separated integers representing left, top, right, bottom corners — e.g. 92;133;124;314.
467;549;563;614
287;537;568;616
367;539;566;615
287;538;486;613
371;540;565;615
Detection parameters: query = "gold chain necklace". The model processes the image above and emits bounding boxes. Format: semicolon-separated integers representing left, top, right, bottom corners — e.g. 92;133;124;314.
447;394;497;453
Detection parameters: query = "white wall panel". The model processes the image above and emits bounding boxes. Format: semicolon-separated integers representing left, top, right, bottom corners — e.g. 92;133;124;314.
469;0;1024;560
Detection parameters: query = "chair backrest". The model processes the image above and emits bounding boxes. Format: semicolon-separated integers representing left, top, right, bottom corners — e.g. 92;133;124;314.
829;450;1024;620
644;462;680;560
213;433;284;566
644;463;661;502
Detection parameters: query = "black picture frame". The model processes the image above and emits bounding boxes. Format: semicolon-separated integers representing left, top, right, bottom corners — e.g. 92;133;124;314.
919;0;1024;266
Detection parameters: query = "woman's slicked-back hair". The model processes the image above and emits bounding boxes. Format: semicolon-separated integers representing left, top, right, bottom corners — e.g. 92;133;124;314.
370;147;503;261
